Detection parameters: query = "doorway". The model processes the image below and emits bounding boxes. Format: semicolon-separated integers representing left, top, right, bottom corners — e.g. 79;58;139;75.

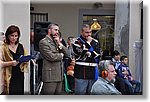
79;9;115;56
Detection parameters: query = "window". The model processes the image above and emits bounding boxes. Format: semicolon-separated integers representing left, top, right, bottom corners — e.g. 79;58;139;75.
30;13;48;29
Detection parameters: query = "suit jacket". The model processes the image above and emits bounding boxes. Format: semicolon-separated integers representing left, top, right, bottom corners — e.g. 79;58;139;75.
39;35;68;82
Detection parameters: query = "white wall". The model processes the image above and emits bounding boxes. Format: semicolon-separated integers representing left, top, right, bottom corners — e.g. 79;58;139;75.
114;0;129;55
3;1;30;94
0;0;3;92
114;0;142;80
0;1;4;32
31;3;115;40
129;0;142;78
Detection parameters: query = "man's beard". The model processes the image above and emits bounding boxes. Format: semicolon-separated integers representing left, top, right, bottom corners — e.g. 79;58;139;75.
110;78;116;83
51;33;58;39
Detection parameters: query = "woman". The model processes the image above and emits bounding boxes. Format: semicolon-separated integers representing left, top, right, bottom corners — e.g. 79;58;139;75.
0;25;28;95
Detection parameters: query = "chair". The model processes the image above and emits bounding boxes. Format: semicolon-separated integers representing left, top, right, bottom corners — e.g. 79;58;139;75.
63;73;73;93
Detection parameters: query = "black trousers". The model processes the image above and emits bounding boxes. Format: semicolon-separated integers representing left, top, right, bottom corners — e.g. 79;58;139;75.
67;75;75;91
114;76;131;95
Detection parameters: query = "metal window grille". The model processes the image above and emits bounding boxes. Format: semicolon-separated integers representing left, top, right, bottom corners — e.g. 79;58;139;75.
30;13;48;29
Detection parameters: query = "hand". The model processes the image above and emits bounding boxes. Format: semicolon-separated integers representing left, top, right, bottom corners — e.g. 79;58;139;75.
54;36;64;47
70;58;75;66
125;70;129;75
122;70;128;75
87;36;93;43
124;76;128;80
129;76;133;81
67;70;74;77
12;60;19;66
54;36;61;44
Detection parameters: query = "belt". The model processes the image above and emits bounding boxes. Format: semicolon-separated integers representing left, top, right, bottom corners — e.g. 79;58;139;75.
75;62;98;67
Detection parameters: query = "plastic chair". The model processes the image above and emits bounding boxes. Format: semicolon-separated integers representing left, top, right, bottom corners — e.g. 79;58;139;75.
64;73;73;93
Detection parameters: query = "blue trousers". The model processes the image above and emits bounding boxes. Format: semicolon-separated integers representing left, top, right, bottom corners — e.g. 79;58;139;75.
130;80;141;93
124;79;134;94
124;79;141;94
75;78;96;95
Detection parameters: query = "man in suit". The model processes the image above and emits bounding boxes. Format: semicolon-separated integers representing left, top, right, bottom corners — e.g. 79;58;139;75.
39;23;68;95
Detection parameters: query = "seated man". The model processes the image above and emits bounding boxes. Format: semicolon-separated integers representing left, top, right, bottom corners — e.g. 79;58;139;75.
91;60;121;95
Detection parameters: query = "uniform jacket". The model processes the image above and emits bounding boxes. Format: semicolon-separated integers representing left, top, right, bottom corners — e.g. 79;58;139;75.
73;35;101;79
39;35;68;82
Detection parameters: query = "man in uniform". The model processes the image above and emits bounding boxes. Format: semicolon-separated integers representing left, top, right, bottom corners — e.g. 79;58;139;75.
39;23;68;94
73;24;102;95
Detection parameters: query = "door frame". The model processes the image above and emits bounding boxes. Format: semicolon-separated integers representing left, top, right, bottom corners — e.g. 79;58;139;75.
78;9;115;35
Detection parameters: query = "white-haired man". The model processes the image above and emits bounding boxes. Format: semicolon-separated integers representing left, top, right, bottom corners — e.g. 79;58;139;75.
91;60;121;95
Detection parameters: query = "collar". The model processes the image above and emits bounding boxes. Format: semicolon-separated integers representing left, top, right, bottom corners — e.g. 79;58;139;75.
112;58;120;63
45;35;53;43
80;35;87;41
99;77;110;84
121;63;128;67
